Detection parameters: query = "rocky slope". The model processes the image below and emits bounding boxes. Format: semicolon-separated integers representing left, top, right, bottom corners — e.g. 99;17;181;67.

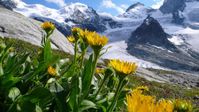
127;16;199;72
0;6;73;53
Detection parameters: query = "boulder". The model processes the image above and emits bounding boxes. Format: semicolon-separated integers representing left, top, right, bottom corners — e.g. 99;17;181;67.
0;6;73;54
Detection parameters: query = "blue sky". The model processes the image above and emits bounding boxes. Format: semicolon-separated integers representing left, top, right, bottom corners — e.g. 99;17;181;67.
23;0;164;15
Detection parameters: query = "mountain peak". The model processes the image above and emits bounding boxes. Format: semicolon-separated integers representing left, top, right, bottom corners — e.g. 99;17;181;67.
58;2;99;24
160;0;186;14
118;2;150;19
60;2;88;13
128;16;176;50
126;2;145;12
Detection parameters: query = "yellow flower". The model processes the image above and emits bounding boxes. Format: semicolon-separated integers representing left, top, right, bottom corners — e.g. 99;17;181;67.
41;21;55;33
86;31;108;49
127;87;173;112
67;36;76;43
109;59;137;75
173;99;193;112
127;87;155;112
96;68;104;74
154;99;174;112
47;66;56;76
72;27;84;39
8;47;15;52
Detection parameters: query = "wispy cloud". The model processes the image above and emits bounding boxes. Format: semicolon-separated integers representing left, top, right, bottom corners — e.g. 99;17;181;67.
45;0;65;7
101;0;126;14
151;0;164;9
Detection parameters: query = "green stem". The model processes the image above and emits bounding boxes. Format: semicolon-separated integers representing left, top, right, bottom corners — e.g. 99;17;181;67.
107;77;125;112
82;50;100;100
73;42;78;64
94;73;108;99
80;49;86;69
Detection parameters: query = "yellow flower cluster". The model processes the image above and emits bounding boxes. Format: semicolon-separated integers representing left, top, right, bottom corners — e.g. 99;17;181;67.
47;66;56;76
109;59;137;75
154;99;174;112
69;27;108;49
41;22;55;33
127;87;155;112
127;86;174;112
86;31;108;48
173;99;193;112
72;27;84;37
71;27;84;41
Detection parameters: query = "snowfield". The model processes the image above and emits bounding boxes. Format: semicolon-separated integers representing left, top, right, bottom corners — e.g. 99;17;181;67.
102;41;165;69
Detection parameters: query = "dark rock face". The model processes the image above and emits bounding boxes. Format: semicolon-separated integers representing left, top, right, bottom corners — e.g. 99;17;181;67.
63;6;107;33
127;16;199;72
33;11;107;36
0;0;17;10
128;16;176;51
160;0;186;13
160;0;186;24
100;16;122;29
172;11;185;24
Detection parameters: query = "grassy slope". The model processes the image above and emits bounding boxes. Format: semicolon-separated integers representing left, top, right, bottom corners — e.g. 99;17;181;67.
128;75;199;111
0;37;70;59
1;37;199;111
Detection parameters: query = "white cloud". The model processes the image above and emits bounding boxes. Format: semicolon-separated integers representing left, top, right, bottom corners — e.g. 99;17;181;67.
101;0;125;14
45;0;65;7
151;0;164;9
120;4;128;10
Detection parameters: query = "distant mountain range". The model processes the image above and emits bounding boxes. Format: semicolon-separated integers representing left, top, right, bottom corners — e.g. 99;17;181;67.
1;0;199;73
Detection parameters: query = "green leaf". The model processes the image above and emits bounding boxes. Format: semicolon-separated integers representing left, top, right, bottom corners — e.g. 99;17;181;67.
35;105;43;112
1;75;21;90
82;54;93;97
22;87;53;108
97;92;115;104
48;80;64;93
0;62;3;76
80;100;96;111
8;100;35;112
8;87;21;101
69;76;79;111
54;92;68;112
19;100;36;112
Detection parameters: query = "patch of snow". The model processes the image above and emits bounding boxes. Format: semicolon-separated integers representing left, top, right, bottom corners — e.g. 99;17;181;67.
13;1;96;23
14;2;65;23
168;36;184;45
151;45;166;50
102;41;166;70
119;3;150;19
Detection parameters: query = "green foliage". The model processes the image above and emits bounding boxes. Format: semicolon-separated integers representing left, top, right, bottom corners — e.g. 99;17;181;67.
0;26;129;112
0;24;196;112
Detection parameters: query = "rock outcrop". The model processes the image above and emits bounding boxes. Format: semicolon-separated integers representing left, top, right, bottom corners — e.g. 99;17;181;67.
127;16;199;72
160;0;186;24
0;6;73;54
128;16;176;51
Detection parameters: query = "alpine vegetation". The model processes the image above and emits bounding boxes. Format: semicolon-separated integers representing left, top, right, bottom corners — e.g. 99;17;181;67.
0;22;193;112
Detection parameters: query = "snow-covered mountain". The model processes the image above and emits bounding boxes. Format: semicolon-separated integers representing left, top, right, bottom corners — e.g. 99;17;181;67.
118;2;155;19
1;0;199;73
